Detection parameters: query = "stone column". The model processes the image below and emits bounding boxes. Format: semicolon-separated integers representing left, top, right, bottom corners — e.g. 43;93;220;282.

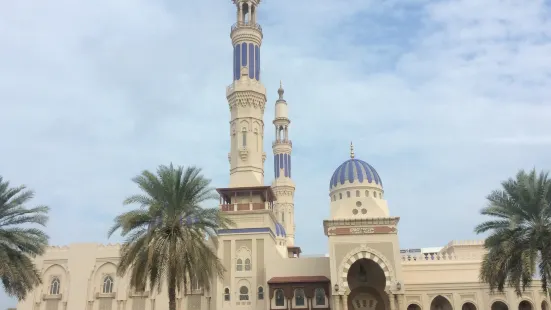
397;294;405;310
388;293;396;310
343;294;349;310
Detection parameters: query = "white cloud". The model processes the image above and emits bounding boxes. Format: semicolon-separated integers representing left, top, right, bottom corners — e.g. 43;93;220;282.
1;0;550;306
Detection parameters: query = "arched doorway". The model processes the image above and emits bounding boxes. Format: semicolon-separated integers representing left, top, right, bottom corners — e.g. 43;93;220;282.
518;300;532;310
347;259;388;310
408;304;422;310
430;295;453;310
542;301;549;310
462;302;476;310
491;301;508;310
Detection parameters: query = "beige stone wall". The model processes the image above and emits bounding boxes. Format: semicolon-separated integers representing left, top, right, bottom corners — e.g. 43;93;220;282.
15;243;212;310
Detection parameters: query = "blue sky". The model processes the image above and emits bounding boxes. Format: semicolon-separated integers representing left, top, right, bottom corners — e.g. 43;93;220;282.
1;0;551;307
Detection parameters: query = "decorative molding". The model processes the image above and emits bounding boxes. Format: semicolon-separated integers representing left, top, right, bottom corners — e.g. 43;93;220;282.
326;226;397;236
239;148;248;161
227;92;266;112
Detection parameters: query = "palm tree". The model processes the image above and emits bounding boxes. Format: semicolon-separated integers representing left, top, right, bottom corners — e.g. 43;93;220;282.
0;176;50;300
475;168;551;295
108;164;232;310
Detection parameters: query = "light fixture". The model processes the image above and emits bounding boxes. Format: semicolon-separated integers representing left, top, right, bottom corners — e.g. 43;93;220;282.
334;283;339;292
396;282;402;291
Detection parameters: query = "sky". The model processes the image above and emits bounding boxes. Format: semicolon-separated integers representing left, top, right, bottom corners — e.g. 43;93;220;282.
1;0;551;307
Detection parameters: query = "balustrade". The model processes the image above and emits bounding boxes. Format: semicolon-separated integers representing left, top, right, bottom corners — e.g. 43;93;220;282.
231;21;263;33
220;202;271;211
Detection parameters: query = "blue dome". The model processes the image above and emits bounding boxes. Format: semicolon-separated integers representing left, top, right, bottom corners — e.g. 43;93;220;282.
329;158;383;190
275;222;286;237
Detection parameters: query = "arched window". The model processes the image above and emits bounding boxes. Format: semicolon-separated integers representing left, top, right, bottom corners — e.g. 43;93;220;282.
365;190;369;197
356;190;360;197
294;288;305;307
258;286;264;300
339;193;342;200
236;258;243;271
50;277;60;295
314;288;325;306
239;286;249;300
102;275;114;293
282;212;285;223
224;287;230;301
275;289;285;306
245;258;251;271
346;191;350;198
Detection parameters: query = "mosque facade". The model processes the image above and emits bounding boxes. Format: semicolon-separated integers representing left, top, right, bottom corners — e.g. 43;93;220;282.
15;1;550;310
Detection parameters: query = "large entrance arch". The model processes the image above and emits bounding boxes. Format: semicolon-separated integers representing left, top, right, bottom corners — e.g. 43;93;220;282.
346;259;388;310
339;245;395;293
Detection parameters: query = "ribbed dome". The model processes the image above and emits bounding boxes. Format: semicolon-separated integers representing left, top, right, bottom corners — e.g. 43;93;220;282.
275;222;286;237
329;158;383;190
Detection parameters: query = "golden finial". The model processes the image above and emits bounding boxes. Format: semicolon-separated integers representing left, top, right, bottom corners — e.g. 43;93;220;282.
350;141;355;159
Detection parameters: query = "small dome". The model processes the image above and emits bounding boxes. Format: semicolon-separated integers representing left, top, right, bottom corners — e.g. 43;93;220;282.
275;222;286;237
329;158;383;190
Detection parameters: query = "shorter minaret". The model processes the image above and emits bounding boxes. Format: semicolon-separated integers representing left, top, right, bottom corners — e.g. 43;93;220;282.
271;82;296;245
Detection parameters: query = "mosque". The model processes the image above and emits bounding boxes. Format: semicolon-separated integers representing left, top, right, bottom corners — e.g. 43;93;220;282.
15;1;550;310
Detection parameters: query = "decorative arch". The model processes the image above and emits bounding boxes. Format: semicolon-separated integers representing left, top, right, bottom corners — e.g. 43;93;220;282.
90;261;117;292
236;246;252;269
42;263;69;296
489;299;509;310
237;279;251;301
542;300;549;310
430;295;453;310
407;302;422;310
518;299;534;310
461;301;477;310
338;245;395;293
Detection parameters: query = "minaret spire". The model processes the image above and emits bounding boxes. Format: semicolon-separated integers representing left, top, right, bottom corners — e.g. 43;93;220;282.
272;83;296;246
350;141;355;159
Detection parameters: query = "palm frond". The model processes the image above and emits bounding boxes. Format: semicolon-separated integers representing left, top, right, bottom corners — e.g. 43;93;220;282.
0;176;50;300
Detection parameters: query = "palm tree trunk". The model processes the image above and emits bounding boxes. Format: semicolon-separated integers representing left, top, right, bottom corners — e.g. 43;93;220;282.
168;277;177;310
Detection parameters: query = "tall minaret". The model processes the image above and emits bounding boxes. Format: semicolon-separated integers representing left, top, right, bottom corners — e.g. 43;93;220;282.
272;82;296;245
227;0;267;187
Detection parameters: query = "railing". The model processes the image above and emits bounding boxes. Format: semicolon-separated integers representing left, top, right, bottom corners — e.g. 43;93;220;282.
231;21;263;33
401;252;481;263
272;139;292;147
221;202;270;212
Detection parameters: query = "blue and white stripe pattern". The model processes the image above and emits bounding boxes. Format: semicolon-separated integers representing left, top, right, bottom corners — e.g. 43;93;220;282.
329;158;383;190
274;222;286;237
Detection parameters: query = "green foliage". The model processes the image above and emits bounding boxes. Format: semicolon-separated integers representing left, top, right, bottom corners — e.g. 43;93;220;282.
475;169;551;295
0;176;50;300
108;164;233;310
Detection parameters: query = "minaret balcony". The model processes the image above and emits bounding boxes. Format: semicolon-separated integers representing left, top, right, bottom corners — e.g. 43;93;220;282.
272;139;292;147
231;21;263;35
220;202;272;212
